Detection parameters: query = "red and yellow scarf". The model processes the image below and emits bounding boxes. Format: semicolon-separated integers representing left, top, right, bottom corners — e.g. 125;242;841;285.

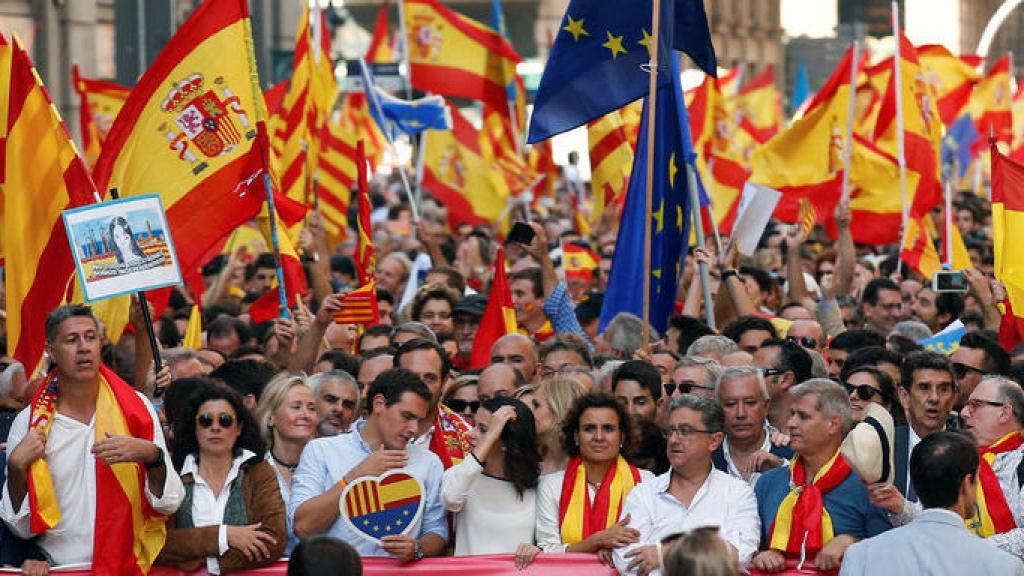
558;455;641;544
970;430;1023;537
27;365;168;575
767;450;851;555
429;403;472;469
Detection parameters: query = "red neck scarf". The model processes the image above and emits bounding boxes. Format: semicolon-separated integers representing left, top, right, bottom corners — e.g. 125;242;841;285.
767;450;851;555
971;431;1023;536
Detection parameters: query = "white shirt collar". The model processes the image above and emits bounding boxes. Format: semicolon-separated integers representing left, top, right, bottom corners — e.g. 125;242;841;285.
181;449;255;486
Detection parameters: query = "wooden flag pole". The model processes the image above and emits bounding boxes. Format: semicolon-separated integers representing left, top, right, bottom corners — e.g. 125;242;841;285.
892;1;909;273
641;0;662;348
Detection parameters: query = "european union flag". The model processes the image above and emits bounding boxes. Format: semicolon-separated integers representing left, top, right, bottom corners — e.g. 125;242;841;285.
528;0;716;143
599;55;691;335
942;114;979;179
358;58;451;139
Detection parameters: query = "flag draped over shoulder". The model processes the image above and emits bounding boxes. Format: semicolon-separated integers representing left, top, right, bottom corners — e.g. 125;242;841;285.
403;0;520;115
71;66;131;168
528;0;717;143
992;145;1024;346
421;102;509;228
471;247;516;369
91;0;270;281
599;56;691;335
2;35;96;372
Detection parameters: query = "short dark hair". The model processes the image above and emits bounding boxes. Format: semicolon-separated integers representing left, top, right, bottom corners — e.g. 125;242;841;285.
427;265;466;295
287;535;362;576
171;384;265;470
935;292;965;324
862;277;900;306
209;358;277;401
959;332;1011;375
842;346;903;381
207;315;253;346
539;335;593;368
738;266;773;294
722;316;777;345
561;391;633;458
45;304;98;344
828;329;885;352
162;377;218;426
359;324;393;349
669;315;715;354
375;289;395;305
911;431;979;509
900;350;954;391
611;360;662;401
761;338;813;383
393;338;450;381
316;350;360;379
509;267;543;298
842;365;896;404
365;367;432;413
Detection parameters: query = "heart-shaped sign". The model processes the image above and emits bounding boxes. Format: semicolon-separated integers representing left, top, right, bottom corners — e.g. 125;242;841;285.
339;471;424;543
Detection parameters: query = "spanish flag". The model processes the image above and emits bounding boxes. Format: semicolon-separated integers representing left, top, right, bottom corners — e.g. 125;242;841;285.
587;105;635;223
92;0;271;282
729;65;781;145
563;243;599;281
248;197;308;324
1011;84;1024;162
334;281;380;325
403;0;520;115
992;145;1024;347
899;212;971;279
706;153;748;234
366;1;396;64
2;34;96;373
421;102;509;227
917;44;981;125
470;247;516;369
354;140;375;286
970;54;1013;148
71;65;130;169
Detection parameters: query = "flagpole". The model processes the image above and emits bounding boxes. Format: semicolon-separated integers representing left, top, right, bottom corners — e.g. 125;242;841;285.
396;0;413;100
685;163;716;329
892;1;909;273
943;167;954;268
641;0;662;348
840;41;860;205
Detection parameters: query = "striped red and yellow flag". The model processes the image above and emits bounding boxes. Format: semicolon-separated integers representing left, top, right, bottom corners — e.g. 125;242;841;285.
2;34;96;373
354;140;375;286
992;145;1024;348
729;65;781;145
403;0;520;115
587;103;637;223
334;281;379;325
470;248;516;369
339;91;386;168
316;121;357;242
249;199;309;324
917;44;981;124
366;1;395;64
91;0;272;282
71;65;130;169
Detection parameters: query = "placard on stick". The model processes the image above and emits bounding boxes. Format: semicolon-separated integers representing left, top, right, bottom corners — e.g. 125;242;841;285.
62;194;182;301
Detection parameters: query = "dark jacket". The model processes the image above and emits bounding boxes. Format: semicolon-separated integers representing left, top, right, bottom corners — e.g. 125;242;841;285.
156;456;286;573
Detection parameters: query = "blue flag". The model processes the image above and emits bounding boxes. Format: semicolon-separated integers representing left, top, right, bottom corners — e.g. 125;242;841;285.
792;61;809;112
941;114;979;179
599;55;691;335
376;90;452;136
528;0;716;143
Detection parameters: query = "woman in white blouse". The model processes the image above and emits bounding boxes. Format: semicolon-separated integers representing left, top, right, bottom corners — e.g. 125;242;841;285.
441;396;541;566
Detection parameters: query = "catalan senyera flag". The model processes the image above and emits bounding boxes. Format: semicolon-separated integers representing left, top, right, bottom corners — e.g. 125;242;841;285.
971;54;1013;148
354;140;375;286
333;281;380;325
422;102;509;227
2;34;96;373
71;65;131;168
874;32;944;219
367;1;395;64
273;2;339;210
471;247;516;368
729;65;781;145
403;0;520;114
316;121;358;241
91;0;271;282
339;92;386;168
917;44;981;125
992;145;1024;343
588;105;635;223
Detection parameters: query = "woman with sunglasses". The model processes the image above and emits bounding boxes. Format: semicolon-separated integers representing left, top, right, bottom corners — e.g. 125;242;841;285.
840;365;897;423
442;374;480;425
158;386;286;573
535;392;653;565
442;397;541;563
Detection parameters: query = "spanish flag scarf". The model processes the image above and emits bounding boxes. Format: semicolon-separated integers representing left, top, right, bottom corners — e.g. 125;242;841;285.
27;365;168;575
429;403;472;469
558;455;641;544
970;430;1022;537
767;450;851;555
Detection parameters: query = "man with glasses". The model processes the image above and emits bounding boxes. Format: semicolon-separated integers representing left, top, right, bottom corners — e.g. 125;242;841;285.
537;336;592;380
613;395;760;575
753;339;814;431
785;319;824;354
861;278;903;336
712;367;792;486
950;332;1011;411
668;357;721;400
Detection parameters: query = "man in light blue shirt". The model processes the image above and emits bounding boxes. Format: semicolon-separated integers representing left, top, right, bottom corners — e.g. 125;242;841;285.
290;368;448;562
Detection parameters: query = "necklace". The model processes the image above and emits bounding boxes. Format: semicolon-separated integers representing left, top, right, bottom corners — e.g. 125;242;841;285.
271;450;299;472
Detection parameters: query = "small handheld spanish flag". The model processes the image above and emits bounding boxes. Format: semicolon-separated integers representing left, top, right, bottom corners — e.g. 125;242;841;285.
333;281;379;325
563;243;599;282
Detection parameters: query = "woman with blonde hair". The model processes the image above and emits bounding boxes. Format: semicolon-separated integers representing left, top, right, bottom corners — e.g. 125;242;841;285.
662;527;738;576
254;373;316;554
518;378;586;474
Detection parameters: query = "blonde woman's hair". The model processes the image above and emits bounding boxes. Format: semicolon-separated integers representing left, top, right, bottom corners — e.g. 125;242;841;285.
537;377;586;433
254;373;312;449
662;527;738;576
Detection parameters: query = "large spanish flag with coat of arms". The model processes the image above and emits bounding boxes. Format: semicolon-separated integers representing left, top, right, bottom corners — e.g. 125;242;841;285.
92;0;270;278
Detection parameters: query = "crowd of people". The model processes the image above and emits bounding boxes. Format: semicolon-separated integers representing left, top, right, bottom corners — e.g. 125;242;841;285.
2;173;1024;576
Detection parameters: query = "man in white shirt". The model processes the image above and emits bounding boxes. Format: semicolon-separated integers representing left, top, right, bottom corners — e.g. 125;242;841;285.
614;395;760;576
1;304;183;573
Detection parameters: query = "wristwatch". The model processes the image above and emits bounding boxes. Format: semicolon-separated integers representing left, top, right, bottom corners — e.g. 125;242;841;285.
145;446;166;470
413;540;425;561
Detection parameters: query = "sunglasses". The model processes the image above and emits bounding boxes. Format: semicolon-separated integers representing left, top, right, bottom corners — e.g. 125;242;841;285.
786;335;819;349
665;381;711;396
197;412;236;429
952;362;986;379
446;399;480;414
844;383;883;401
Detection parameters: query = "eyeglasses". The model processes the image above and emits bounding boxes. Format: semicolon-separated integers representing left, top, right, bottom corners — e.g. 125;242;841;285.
197;412;236;429
665;381;712;396
845;383;883;401
446;399;480;414
662;425;713;439
420;312;452;322
966;398;1006;411
539;363;575;379
761;368;785;378
952;362;986;379
786;335;819;349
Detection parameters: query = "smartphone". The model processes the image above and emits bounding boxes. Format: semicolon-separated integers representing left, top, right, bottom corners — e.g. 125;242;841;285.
932;270;967;293
506;221;536;246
